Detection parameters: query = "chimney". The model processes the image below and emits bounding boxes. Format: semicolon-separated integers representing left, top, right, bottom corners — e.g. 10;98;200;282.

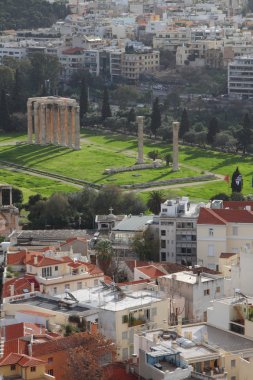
31;282;35;293
39;284;43;293
34;256;38;265
9;284;15;297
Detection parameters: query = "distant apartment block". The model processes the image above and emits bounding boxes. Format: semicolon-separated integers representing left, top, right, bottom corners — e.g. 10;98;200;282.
122;49;160;82
228;56;253;97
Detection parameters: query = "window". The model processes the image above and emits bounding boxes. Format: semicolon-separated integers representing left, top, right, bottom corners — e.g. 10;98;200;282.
77;282;82;290
161;240;166;249
231;377;236;380
151;307;157;317
53;287;57;295
31;367;36;372
162;208;167;212
48;357;53;363
208;244;215;256
48;369;54;376
11;365;16;371
161;252;166;261
231;360;236;368
204;289;210;296
122;331;128;339
94;279;98;286
55;266;58;271
161;230;166;236
233;226;238;236
65;284;70;290
209;228;214;236
216;286;221;293
42;267;52;277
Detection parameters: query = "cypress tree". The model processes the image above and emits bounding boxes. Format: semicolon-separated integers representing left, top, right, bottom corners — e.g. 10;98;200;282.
238;113;252;154
0;89;11;132
101;86;111;121
79;78;88;121
179;108;190;139
207;117;219;145
12;68;23;113
150;97;161;138
231;166;243;193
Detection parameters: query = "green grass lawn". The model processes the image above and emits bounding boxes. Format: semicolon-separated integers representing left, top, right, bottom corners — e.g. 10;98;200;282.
0;168;79;202
0;129;252;201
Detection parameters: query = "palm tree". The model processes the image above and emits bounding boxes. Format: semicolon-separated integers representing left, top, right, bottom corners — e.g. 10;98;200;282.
147;190;165;215
95;239;113;274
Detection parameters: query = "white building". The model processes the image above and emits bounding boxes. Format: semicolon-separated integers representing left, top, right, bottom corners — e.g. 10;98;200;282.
159;197;200;265
158;271;225;323
228;56;253;97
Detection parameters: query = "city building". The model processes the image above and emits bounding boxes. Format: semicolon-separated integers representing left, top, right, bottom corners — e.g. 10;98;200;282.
228;56;253;98
197;201;253;270
122;48;160;82
159;197;200;265
158;270;224;323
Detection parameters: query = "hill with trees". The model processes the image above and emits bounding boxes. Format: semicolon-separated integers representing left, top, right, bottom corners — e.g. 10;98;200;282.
0;0;68;30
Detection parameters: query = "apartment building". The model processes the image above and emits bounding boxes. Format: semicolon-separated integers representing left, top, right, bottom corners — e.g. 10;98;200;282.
59;47;85;79
153;29;191;52
26;254;104;295
158;270;224;323
122;48;160;82
0;44;26;64
159;197;199;265
228;56;253;97
197;201;253;270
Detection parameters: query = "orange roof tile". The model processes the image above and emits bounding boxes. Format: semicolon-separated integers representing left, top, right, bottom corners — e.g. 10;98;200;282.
26;256;63;267
198;207;253;224
137;265;165;278
223;201;253;210
18;310;55;317
2;323;45;341
0;353;46;367
220;252;238;258
197;207;227;225
3;275;39;298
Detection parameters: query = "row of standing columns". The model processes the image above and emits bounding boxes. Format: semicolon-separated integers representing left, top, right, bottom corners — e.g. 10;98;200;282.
27;97;80;150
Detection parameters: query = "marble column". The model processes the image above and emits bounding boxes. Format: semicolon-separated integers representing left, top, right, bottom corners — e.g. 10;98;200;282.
68;106;72;148
53;106;58;144
60;105;66;146
27;101;33;144
9;188;12;205
49;106;54;144
46;106;51;144
136;116;144;164
71;107;76;149
64;106;69;147
40;103;46;145
172;121;180;171
74;106;80;150
34;102;40;144
0;189;2;207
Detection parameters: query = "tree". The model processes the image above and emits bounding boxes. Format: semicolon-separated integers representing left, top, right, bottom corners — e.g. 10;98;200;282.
95;239;113;275
147;150;159;161
150;97;161;138
0;89;11;132
210;193;230;201
66;333;115;380
79;78;88;122
237;113;252;154
179;108;190;139
2;187;23;207
207;117;219;145
163;152;173;166
12;68;23;113
131;229;160;261
30;53;60;94
231;167;243;193
147;190;165;215
101;87;111;121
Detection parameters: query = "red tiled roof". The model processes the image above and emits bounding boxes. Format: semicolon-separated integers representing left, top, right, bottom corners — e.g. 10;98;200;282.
62;47;84;55
220;252;238;258
7;251;26;266
125;260;151;272
137;265;165;278
198;207;253;224
3;275;39;298
159;262;187;274
223;201;253;210
0;353;46;367
105;363;137;380
26;256;63;267
197;207;226;225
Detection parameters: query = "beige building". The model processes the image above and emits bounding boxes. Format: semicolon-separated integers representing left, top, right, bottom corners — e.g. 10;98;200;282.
26;254;104;296
197;203;253;270
122;49;160;82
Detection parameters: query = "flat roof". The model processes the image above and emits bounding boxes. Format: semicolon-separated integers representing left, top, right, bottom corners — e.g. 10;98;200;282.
56;286;164;312
161;271;221;284
10;296;95;316
112;215;154;232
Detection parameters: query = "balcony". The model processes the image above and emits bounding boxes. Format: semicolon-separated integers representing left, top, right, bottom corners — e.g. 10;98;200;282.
128;315;147;328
